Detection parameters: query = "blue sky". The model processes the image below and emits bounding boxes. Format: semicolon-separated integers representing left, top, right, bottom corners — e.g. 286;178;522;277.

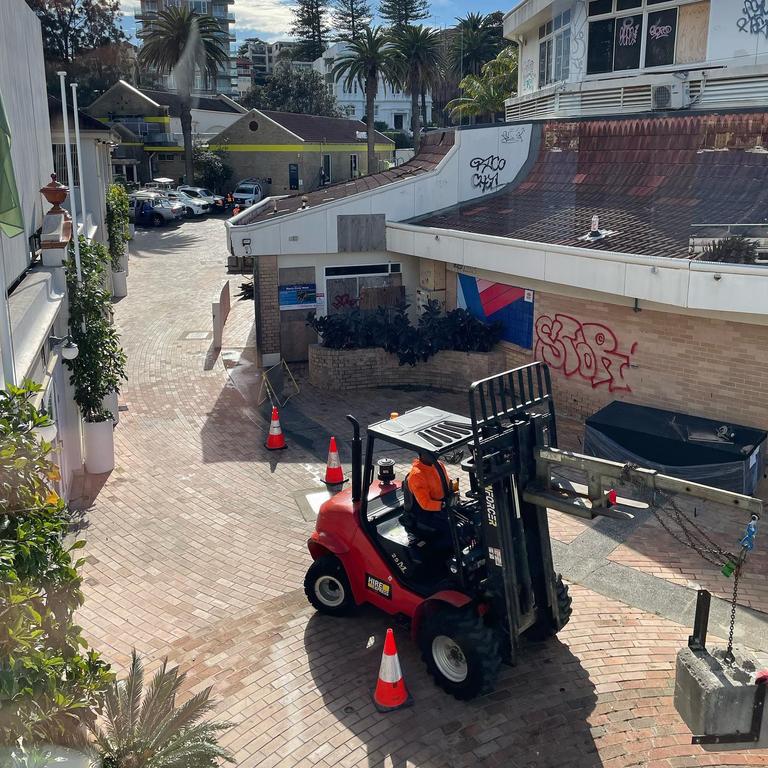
119;0;513;46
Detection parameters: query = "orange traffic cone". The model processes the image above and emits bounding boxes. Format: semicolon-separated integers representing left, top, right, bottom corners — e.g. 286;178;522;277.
323;436;346;487
373;628;412;713
265;407;287;450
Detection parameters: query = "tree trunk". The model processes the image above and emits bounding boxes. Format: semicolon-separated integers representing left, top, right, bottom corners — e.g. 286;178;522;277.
366;75;376;174
411;85;420;154
180;99;194;184
421;87;427;126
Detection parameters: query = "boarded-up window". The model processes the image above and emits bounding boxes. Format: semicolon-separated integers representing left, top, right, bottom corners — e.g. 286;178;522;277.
645;8;677;68
676;1;709;65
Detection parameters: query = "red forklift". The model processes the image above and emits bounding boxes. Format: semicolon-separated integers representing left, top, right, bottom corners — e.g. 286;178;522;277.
303;363;762;700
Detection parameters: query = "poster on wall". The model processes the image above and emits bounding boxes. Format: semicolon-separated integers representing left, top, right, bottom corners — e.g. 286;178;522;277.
457;274;534;350
279;283;316;310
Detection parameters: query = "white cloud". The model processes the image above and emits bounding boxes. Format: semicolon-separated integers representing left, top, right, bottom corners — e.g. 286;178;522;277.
119;0;294;42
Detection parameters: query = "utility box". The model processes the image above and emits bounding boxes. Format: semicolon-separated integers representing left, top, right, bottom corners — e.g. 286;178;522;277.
675;646;768;747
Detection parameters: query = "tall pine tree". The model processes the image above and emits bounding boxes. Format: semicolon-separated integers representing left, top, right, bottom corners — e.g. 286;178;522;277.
291;0;330;61
378;0;429;29
331;0;372;41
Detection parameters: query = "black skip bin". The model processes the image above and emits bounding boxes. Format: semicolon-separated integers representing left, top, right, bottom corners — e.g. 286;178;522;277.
584;401;767;494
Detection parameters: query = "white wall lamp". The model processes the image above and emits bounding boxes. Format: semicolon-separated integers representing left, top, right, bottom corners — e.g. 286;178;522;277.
49;334;79;360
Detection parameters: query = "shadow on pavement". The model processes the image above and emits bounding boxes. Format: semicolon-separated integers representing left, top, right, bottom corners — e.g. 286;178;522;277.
303;609;599;768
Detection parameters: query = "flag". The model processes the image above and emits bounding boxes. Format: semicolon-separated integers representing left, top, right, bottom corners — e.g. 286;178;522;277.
0;89;23;238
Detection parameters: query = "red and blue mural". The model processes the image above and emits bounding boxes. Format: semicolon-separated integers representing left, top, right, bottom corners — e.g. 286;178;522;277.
457;275;534;350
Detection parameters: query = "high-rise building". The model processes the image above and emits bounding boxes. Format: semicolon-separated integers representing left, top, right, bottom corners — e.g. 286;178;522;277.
135;0;237;95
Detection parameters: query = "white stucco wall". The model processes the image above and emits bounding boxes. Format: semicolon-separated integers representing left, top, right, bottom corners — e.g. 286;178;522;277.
228;123;534;257
0;0;53;285
170;108;243;141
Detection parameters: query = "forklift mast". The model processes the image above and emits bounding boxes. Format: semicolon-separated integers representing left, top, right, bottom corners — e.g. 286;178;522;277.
467;363;562;662
464;362;762;664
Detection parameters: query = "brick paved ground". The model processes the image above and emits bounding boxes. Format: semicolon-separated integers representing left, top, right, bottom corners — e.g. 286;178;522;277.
75;218;768;767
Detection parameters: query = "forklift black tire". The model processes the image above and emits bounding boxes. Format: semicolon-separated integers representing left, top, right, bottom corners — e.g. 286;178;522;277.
419;606;501;700
525;575;572;641
152;213;164;227
304;555;355;617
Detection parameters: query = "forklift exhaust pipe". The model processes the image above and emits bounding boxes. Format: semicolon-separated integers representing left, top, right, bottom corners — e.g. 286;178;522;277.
347;414;362;502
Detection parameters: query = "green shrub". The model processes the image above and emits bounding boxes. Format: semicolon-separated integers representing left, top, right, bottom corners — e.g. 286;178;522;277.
307;300;502;366
696;235;758;264
105;184;130;272
65;238;127;422
0;382;112;748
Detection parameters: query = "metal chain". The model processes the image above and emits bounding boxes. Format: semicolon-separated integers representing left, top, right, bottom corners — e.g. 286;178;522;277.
725;563;741;663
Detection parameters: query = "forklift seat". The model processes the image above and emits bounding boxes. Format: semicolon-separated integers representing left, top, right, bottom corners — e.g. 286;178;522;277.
400;474;442;541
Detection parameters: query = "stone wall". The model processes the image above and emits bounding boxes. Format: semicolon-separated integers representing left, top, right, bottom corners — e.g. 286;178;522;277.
309;345;506;392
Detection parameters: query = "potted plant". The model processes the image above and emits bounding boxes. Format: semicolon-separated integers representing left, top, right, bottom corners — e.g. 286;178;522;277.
106;183;130;298
65;237;127;473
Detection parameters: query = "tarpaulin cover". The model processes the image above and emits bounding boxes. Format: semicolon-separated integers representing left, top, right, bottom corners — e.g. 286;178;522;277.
584;401;767;494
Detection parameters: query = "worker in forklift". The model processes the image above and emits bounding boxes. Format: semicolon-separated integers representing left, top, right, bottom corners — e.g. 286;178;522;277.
406;451;453;548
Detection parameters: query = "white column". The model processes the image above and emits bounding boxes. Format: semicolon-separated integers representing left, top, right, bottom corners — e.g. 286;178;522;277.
70;83;88;236
57;72;82;283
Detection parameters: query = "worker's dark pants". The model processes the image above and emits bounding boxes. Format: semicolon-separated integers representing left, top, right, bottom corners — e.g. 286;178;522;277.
414;509;453;551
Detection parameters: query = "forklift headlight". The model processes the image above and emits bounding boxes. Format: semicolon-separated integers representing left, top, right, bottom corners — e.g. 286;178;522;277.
377;458;395;484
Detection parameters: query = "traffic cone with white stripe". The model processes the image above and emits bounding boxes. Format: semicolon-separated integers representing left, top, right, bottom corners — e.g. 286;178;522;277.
373;628;412;712
323;436;346;488
265;406;287;450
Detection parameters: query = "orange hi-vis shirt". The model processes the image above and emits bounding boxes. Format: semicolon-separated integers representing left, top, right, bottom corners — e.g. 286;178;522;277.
408;458;448;512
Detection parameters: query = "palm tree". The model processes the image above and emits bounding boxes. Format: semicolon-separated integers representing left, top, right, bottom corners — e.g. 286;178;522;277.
451;12;503;79
138;7;230;183
447;46;518;124
389;25;443;153
333;27;399;173
89;651;233;768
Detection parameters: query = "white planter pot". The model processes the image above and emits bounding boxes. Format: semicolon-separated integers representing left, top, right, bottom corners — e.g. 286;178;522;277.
83;419;115;474
102;389;119;425
120;242;129;274
112;270;127;298
128;223;135;238
41;249;66;267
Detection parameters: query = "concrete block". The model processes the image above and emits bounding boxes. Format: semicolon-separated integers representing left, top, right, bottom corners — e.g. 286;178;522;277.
675;646;768;748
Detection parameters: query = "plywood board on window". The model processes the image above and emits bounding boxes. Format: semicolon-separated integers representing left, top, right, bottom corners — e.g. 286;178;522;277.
676;1;709;65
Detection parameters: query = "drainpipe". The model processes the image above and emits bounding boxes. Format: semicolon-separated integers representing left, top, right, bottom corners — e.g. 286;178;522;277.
70;83;88;239
57;72;82;283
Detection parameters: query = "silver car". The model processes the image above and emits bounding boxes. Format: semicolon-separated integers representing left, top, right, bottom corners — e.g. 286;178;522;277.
166;190;209;217
129;193;185;226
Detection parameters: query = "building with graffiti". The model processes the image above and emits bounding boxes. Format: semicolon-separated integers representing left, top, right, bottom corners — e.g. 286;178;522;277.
226;0;768;432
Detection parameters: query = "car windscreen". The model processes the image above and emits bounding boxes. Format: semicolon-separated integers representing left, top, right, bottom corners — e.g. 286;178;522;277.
199;189;213;197
184;189;201;198
235;185;255;194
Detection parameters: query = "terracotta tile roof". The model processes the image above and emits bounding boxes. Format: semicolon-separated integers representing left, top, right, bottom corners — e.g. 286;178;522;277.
258;110;392;144
234;129;454;226
413;113;768;259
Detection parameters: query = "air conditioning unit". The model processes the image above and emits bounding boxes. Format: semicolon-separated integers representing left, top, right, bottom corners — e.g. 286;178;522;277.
651;82;691;110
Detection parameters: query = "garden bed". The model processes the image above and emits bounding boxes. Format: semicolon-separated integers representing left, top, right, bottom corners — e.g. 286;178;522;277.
309;344;506;392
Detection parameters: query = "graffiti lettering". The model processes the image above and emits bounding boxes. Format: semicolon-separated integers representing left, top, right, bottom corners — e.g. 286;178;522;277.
331;293;357;310
534;313;637;392
501;128;525;144
470;154;506;192
618;17;639;46
522;58;536;93
738;0;768;37
648;21;672;40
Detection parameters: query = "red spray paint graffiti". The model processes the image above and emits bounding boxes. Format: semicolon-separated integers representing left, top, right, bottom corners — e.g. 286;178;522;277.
534;313;637;392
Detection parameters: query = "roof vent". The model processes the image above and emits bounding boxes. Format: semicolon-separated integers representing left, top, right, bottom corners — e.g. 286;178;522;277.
579;215;616;243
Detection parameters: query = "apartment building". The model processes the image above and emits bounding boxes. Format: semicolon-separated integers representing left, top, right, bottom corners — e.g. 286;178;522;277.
135;0;237;95
314;43;433;130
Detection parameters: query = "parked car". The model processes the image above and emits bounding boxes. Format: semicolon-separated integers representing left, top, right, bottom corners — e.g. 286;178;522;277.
166;190;209;217
128;193;185;226
176;186;226;213
232;179;264;208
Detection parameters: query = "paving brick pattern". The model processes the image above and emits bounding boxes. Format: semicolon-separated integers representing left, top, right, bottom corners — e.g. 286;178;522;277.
76;219;768;766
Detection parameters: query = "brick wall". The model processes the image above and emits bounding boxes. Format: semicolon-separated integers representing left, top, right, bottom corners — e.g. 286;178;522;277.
532;293;768;430
440;273;768;428
309;345;506;392
255;255;280;360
